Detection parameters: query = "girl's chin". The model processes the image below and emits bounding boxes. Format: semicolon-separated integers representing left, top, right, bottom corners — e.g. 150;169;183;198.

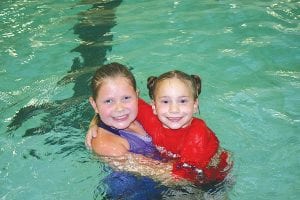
111;122;131;130
102;119;130;130
163;124;183;130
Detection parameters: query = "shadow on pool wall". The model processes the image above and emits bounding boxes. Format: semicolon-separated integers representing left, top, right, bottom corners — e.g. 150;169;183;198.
6;0;123;156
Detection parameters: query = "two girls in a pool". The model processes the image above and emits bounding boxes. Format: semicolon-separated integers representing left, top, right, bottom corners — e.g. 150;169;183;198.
86;62;233;195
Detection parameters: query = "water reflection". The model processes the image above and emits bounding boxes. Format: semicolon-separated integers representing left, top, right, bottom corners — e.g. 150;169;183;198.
6;1;122;158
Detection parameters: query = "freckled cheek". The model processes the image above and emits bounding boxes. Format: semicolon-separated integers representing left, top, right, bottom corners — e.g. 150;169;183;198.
98;106;114;118
158;105;171;112
156;105;168;115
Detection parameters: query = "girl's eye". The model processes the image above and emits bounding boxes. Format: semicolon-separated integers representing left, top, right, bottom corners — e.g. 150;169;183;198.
104;99;113;104
179;99;188;104
123;96;131;101
161;100;169;104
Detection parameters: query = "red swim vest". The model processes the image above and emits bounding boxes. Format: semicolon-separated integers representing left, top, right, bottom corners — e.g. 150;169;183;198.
137;98;232;184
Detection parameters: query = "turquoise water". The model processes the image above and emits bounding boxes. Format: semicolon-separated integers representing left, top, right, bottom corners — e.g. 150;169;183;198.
0;0;299;199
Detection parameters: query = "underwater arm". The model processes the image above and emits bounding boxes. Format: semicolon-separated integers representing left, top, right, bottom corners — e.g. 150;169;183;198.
89;123;186;185
102;153;188;186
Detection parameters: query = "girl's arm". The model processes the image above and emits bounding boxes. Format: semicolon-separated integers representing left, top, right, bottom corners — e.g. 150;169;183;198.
90;125;187;185
172;118;232;184
136;98;156;132
136;98;164;140
91;127;129;157
101;153;188;186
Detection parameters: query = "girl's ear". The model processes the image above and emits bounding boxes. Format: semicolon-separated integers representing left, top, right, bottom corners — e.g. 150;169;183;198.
89;97;99;113
193;99;199;114
151;100;158;115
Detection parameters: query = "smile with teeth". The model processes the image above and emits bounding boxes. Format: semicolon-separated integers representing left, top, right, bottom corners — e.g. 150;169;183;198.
167;117;183;122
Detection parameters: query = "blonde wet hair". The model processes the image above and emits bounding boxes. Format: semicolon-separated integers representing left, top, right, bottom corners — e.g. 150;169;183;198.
91;62;137;100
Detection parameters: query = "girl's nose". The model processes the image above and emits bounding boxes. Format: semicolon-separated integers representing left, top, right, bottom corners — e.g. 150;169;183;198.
115;101;124;112
169;103;179;113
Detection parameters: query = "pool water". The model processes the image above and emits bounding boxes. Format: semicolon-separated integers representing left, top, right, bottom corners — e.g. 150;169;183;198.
0;0;299;199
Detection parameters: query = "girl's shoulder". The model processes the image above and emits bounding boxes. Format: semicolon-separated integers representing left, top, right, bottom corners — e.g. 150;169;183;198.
188;118;218;141
91;128;130;157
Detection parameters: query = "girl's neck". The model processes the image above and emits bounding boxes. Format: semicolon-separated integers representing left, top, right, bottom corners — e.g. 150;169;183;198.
99;120;146;136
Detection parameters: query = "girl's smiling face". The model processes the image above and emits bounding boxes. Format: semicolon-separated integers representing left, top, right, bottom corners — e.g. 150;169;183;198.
90;76;138;130
152;77;198;129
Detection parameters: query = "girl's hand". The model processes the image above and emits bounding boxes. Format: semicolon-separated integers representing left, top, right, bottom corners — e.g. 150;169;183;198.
102;153;188;186
85;124;98;149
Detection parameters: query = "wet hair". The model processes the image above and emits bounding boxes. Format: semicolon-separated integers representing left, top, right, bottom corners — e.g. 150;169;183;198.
147;70;201;100
90;62;137;100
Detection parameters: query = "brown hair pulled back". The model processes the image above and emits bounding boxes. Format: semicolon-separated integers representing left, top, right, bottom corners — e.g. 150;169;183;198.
147;70;201;100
